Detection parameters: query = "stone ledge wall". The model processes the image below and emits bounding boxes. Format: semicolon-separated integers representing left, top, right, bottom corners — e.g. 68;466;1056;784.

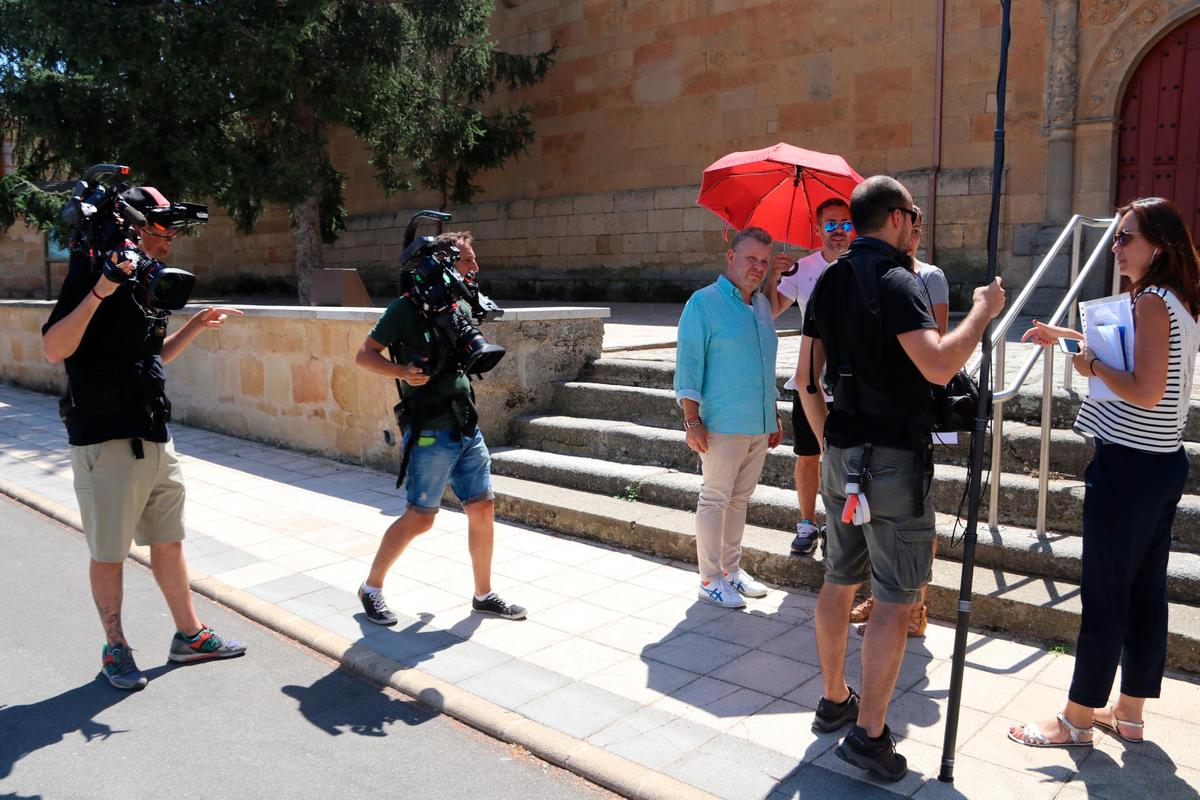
0;302;605;472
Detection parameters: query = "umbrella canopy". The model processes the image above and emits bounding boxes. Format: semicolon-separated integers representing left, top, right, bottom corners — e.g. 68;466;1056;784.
697;143;864;249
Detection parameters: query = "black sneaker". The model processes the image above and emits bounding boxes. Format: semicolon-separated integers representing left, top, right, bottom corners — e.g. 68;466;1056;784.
813;686;860;732
358;585;398;626
791;520;820;556
836;724;908;783
472;593;526;620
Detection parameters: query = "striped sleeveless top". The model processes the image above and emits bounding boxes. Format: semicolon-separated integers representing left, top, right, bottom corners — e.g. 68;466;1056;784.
1074;287;1200;453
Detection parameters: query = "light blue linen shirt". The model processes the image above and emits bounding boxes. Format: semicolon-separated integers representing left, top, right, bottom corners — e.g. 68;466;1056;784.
674;274;779;435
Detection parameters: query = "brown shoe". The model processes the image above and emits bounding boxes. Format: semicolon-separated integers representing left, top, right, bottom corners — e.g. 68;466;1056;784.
849;597;874;623
907;603;927;637
855;603;928;638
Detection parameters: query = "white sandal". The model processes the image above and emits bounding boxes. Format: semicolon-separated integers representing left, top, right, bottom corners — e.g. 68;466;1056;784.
1093;704;1145;743
1007;713;1094;748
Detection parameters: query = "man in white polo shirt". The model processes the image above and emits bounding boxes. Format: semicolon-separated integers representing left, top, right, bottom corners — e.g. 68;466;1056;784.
764;198;854;556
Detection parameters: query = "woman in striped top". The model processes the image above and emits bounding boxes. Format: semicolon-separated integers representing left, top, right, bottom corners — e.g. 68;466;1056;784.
1009;197;1200;748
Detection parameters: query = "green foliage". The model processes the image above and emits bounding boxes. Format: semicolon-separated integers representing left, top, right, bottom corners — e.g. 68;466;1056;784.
616;484;640;503
367;0;556;208
0;0;554;253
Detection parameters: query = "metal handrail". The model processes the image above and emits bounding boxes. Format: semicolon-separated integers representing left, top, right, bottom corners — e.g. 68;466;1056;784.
979;214;1119;534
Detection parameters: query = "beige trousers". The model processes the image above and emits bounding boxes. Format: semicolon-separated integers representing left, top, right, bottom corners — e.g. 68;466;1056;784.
696;432;770;582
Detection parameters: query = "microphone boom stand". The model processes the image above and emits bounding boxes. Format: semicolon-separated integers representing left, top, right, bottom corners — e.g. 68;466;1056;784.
938;0;1012;783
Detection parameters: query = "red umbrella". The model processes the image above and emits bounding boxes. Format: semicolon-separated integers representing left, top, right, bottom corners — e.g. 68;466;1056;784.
697;143;864;249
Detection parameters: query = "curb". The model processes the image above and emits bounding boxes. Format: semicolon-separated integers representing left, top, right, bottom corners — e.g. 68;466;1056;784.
0;477;718;800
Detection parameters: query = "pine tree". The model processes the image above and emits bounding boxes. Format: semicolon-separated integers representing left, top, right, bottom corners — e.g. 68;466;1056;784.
0;0;554;302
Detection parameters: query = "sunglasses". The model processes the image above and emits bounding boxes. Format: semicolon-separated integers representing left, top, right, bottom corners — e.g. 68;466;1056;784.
142;223;178;240
1112;229;1141;247
823;221;854;234
890;206;919;224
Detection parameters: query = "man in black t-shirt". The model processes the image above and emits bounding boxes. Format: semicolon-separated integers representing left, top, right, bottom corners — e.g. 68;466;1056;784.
42;186;245;690
796;176;1005;781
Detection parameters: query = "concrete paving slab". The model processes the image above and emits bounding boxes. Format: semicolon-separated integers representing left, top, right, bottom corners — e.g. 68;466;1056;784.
533;599;629;635
401;638;514;684
642;631;749;674
456;658;573;711
524;636;630;680
599;716;721;772
517;682;641;740
582;655;698;706
708;650;816;698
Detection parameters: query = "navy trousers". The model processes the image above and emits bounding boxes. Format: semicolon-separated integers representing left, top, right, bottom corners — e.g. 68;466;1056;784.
1069;441;1187;708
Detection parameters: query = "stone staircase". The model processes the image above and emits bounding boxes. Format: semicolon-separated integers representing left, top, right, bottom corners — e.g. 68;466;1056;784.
482;356;1200;673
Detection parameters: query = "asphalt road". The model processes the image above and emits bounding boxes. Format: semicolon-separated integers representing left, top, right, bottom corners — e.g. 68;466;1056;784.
0;495;615;800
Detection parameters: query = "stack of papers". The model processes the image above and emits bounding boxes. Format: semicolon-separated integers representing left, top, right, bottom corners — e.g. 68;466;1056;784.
1079;295;1136;401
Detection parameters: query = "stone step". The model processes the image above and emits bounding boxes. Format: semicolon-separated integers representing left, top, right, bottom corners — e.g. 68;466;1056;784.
508;416;1200;552
488;446;1200;598
481;473;1200;674
583;357;1200;441
532;402;1200;491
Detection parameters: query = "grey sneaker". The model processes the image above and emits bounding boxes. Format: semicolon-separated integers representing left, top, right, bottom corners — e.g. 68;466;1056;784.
792;520;820;556
168;626;247;663
102;643;147;691
472;593;527;620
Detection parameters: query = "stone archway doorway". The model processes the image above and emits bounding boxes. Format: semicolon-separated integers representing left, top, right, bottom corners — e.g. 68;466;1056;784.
1116;15;1200;241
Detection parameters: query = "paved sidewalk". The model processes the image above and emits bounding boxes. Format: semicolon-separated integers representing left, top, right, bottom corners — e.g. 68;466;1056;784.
1;382;1198;800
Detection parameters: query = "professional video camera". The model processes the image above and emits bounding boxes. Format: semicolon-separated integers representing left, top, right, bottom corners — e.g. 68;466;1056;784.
398;210;505;375
60;163;204;311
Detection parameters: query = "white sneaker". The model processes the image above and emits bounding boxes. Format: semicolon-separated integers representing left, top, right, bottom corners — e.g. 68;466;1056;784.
698;577;746;609
727;569;768;598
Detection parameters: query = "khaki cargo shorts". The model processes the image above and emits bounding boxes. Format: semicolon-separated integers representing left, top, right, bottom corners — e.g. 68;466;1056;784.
71;439;186;563
820;443;935;605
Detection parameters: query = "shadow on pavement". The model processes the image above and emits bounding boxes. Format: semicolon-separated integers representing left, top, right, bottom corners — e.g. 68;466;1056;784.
0;664;179;780
1031;744;1200;800
281;637;448;738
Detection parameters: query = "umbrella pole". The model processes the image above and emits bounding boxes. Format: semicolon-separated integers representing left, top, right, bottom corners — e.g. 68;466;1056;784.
938;0;1010;784
782;166;801;246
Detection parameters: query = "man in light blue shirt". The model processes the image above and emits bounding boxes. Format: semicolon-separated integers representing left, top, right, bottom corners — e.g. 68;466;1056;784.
675;226;783;608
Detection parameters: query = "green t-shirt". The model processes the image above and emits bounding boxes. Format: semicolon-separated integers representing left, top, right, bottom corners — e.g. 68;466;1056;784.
368;296;471;430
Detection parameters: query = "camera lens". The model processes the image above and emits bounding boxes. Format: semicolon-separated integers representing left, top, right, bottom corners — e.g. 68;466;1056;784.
145;266;196;310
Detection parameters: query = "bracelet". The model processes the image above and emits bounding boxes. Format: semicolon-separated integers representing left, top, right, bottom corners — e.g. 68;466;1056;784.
90;286;104;302
1089;356;1099;376
684;417;702;429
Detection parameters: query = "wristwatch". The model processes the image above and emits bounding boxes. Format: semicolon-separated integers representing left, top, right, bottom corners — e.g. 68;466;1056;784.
684;417;702;429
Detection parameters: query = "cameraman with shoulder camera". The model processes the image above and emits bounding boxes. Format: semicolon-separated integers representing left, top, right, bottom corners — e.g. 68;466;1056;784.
355;231;525;625
43;186;245;691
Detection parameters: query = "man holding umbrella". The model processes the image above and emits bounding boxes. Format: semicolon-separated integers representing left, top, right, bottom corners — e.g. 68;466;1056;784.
764;198;855;557
797;176;1004;781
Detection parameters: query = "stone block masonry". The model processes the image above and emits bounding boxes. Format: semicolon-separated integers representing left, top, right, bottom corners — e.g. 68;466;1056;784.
0;301;605;472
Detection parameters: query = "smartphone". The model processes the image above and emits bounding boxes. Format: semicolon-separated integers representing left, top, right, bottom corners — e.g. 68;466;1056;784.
1059;338;1082;355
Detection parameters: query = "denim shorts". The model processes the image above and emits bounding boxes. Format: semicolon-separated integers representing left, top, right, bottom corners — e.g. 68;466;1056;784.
400;426;494;514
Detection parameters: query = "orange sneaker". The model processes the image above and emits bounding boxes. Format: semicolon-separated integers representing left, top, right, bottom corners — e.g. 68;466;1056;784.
907;603;927;637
